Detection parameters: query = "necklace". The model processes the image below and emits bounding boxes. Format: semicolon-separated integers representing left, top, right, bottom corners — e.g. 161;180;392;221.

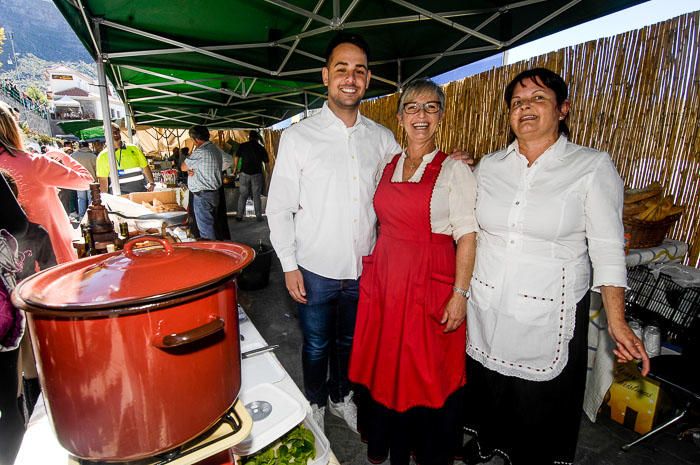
404;155;422;170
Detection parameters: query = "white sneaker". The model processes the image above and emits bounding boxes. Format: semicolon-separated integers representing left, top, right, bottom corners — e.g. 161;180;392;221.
311;404;325;431
328;392;358;433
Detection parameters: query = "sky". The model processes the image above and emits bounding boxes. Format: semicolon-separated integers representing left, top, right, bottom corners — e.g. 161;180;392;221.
504;0;698;64
432;0;699;84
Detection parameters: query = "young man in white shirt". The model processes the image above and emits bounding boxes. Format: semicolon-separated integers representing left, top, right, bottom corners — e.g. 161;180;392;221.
267;33;401;433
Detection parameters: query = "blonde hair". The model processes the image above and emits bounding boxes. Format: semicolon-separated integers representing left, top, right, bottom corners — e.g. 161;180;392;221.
0;101;24;155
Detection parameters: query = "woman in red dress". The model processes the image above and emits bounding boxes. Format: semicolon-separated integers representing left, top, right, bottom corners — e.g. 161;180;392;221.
349;78;477;465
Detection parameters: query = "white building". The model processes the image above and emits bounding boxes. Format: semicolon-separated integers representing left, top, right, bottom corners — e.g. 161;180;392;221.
46;65;125;121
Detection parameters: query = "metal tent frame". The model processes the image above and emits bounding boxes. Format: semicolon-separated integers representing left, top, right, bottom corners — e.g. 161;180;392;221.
56;0;647;129
53;0;647;193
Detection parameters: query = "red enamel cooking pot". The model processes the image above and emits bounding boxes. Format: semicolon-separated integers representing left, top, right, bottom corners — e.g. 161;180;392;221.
11;237;254;461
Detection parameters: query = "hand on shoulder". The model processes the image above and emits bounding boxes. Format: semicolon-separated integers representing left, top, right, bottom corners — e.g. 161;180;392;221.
448;148;476;170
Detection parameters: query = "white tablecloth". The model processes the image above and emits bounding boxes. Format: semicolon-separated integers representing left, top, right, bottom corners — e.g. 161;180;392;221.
582;239;688;421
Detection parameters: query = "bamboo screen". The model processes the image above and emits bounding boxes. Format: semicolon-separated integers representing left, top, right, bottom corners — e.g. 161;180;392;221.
264;12;700;267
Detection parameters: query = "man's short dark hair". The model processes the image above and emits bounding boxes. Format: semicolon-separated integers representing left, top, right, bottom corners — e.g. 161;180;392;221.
79;140;89;148
189;125;210;142
324;32;370;65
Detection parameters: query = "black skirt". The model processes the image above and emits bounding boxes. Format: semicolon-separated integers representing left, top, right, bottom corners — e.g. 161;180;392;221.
356;385;465;465
463;292;591;465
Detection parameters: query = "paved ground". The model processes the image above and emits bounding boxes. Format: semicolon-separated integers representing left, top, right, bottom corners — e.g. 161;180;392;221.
229;217;700;465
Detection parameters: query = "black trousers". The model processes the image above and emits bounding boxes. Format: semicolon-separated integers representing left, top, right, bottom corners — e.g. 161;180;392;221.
463;293;591;465
0;349;24;465
357;386;464;465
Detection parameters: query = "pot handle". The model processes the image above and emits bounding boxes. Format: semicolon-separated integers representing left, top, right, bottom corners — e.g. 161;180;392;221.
153;317;225;349
124;236;174;257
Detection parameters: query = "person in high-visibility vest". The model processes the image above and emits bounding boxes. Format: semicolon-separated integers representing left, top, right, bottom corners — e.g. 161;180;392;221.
96;123;154;194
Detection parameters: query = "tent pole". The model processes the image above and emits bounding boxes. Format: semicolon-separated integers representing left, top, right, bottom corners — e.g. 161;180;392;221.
397;59;402;90
304;92;309;118
94;22;121;195
125;106;134;144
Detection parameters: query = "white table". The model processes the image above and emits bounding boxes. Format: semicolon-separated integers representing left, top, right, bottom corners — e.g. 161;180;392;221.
582;239;688;421
14;309;338;465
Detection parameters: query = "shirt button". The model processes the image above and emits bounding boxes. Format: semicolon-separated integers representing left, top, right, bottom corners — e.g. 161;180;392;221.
515;201;520;205
510;240;515;244
511;223;516;227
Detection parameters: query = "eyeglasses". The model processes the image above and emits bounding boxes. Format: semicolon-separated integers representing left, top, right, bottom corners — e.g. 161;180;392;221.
402;101;441;114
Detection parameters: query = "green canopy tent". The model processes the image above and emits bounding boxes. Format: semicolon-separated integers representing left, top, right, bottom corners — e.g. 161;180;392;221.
53;0;648;129
52;0;648;193
77;125;106;141
57;119;106;137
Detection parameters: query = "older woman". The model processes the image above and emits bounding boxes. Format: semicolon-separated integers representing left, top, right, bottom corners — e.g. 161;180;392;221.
0;101;93;263
349;78;477;465
464;68;649;465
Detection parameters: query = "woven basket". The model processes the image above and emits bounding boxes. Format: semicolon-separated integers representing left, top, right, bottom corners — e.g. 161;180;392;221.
623;212;683;249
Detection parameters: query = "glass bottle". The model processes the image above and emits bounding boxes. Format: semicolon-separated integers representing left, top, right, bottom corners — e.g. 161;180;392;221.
643;325;661;358
628;319;643;340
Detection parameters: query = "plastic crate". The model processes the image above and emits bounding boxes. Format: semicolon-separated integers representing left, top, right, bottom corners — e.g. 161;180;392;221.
626;266;658;312
625;266;700;346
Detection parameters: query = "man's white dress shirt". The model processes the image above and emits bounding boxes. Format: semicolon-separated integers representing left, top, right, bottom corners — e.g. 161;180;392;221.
467;136;627;381
267;103;401;280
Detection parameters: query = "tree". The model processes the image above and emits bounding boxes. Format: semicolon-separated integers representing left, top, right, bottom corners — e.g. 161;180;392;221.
26;85;48;104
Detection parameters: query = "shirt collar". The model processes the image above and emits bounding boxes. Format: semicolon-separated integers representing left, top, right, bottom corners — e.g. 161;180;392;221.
501;134;568;162
319;101;366;130
402;147;439;163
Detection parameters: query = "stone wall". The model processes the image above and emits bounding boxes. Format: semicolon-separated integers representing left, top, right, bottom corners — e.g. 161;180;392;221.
0;93;52;137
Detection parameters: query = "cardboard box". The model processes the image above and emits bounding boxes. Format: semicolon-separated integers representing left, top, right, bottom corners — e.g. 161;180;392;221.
607;361;669;434
123;189;178;206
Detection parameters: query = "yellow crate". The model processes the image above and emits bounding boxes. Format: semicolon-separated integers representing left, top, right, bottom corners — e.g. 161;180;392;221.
607;362;669;434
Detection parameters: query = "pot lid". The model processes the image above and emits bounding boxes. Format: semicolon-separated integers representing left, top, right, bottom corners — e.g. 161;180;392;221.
14;237;254;312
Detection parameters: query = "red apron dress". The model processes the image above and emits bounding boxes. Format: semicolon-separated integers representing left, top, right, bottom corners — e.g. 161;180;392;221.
349;151;466;412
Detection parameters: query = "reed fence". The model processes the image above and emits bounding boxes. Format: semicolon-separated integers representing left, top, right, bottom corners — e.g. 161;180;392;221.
264;12;700;267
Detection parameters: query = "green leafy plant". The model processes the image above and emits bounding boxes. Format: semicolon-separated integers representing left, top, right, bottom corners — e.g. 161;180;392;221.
26;85;48;104
242;424;316;465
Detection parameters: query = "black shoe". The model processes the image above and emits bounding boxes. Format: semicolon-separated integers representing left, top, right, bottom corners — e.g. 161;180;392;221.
461;438;486;465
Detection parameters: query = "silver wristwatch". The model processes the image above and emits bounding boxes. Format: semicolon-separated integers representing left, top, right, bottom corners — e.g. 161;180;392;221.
453;286;471;299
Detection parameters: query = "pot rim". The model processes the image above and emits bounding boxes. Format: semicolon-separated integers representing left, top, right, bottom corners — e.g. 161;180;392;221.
12;238;255;316
13;277;233;318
